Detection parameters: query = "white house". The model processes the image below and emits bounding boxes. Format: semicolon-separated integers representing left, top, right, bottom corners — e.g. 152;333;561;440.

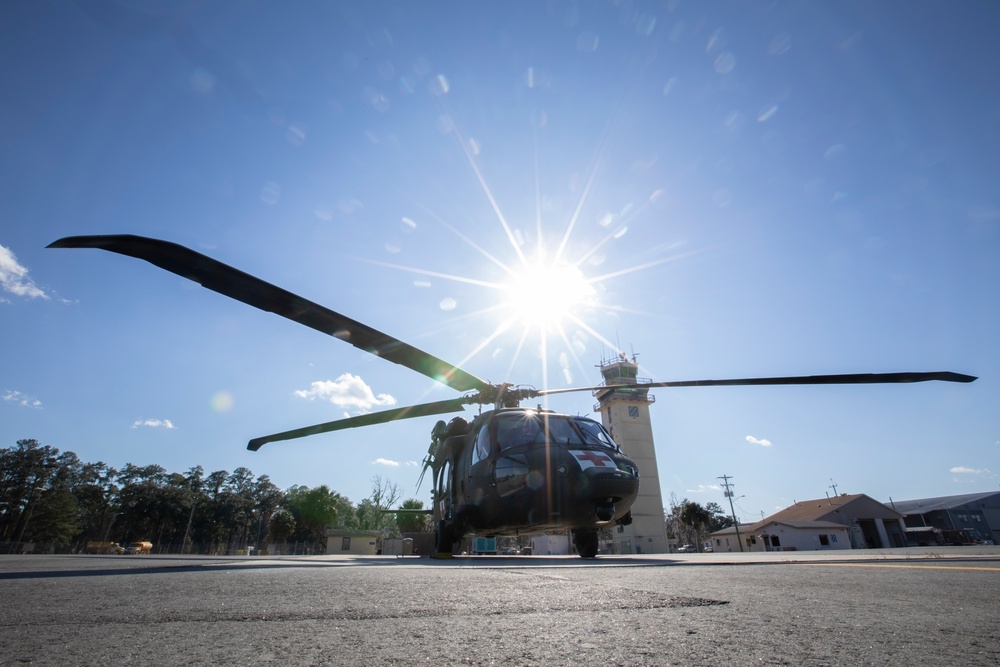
325;529;380;555
710;493;908;551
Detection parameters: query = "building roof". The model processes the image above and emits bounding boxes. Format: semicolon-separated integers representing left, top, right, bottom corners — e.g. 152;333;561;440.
886;491;1000;515
709;523;755;537
711;493;903;537
763;520;850;531
761;493;903;524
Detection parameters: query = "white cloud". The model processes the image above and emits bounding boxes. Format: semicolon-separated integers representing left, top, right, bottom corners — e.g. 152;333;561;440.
0;245;48;300
294;373;396;412
746;435;772;447
685;484;721;494
950;466;989;474
2;390;42;409
131;419;175;430
374;458;400;467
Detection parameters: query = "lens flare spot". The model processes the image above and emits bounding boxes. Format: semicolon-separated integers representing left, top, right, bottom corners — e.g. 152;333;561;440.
190;68;216;94
769;34;792;56
757;105;778;122
286;123;306;145
260;182;280;205
714;52;736;74
635;14;656;37
211;391;234;413
577;32;600;52
432;74;450;95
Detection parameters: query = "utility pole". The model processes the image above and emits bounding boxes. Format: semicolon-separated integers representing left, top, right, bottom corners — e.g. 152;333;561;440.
718;475;744;552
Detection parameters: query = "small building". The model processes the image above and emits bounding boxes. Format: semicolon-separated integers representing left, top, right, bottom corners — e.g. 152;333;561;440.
886;491;1000;545
381;533;434;556
325;529;380;555
755;520;851;552
767;493;908;549
710;494;908;551
531;534;570;555
709;523;763;552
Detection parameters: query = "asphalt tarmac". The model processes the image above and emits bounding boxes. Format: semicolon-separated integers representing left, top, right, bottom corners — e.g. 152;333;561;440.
2;548;998;666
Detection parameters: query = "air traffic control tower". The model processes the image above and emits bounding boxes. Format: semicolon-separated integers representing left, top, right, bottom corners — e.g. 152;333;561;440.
593;353;668;554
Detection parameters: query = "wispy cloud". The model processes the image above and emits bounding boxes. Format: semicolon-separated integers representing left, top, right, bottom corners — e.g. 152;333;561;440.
746;435;772;447
3;390;42;409
131;418;175;430
295;373;396;412
686;483;721;494
374;458;400;467
950;466;989;474
0;245;48;300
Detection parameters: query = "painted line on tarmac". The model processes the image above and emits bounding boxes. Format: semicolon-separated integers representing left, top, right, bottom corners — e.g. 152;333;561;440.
795;562;1000;572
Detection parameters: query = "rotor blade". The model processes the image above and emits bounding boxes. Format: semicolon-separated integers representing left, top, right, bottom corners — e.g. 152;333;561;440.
537;371;977;396
49;235;490;393
246;396;471;451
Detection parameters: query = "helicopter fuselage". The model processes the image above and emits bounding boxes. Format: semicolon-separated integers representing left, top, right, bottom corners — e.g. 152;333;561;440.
431;408;639;545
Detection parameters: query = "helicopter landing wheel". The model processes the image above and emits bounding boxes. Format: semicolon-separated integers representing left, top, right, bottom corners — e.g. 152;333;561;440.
572;529;599;559
433;520;455;559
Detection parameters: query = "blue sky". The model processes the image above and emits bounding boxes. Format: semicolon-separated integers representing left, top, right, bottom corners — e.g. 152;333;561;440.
2;1;997;519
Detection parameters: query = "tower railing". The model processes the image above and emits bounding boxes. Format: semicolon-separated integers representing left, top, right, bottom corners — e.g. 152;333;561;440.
593;389;656;412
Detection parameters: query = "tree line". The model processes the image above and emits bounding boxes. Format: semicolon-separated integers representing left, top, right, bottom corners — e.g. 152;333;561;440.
664;495;736;551
1;439;428;555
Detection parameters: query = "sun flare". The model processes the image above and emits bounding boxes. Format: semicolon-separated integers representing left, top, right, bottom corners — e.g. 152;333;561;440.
501;259;595;330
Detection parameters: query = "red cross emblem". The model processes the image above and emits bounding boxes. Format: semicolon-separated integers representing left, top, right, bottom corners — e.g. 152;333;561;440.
571;450;614;468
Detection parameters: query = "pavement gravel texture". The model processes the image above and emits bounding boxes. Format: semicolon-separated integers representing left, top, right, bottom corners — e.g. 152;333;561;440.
1;552;998;666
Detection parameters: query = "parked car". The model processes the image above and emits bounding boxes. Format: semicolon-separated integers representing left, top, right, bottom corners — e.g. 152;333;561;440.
677;544;697;553
125;541;153;554
83;541;124;554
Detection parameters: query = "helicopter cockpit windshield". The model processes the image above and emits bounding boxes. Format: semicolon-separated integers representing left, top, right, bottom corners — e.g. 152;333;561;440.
494;412;618;451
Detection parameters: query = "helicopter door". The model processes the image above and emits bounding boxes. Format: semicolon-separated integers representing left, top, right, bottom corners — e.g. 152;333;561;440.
437;459;452;521
468;422;495;506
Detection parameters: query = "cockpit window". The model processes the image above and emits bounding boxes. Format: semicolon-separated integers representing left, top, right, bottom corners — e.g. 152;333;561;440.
494;413;617;450
496;413;544;450
473;422;491;464
575;418;618;449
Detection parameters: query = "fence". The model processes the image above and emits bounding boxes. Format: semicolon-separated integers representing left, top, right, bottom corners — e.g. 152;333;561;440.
0;541;323;556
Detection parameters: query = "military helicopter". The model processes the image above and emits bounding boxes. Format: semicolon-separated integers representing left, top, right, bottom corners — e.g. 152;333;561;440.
49;235;977;558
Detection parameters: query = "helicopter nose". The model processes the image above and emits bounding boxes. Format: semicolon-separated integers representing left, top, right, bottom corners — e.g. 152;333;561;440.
595;500;616;522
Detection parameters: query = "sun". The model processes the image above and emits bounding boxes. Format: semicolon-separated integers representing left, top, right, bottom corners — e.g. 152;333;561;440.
501;258;596;330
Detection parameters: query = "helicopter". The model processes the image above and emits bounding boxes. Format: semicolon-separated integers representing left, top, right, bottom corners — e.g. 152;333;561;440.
49;234;977;558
